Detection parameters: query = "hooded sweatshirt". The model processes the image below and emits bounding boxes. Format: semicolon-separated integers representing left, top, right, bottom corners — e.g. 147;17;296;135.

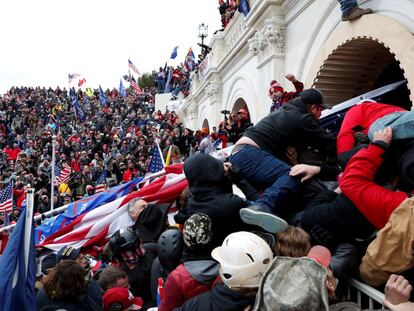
159;260;219;311
178;153;250;247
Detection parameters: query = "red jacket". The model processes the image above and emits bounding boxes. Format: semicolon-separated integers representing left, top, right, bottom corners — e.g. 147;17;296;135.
159;263;217;311
337;102;405;155
340;143;407;229
270;80;304;112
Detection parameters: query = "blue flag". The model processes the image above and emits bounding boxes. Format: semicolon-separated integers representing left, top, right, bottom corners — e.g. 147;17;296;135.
69;88;85;122
0;207;36;311
238;0;250;16
35;177;143;244
170;46;179;59
119;79;127;97
99;85;107;106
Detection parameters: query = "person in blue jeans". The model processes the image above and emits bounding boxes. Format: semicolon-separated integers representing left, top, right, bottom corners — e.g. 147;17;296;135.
230;89;336;234
338;0;372;21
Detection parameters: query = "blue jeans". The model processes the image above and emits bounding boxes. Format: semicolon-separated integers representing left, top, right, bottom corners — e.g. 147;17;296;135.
338;0;358;15
230;145;300;215
368;111;414;141
157;80;165;93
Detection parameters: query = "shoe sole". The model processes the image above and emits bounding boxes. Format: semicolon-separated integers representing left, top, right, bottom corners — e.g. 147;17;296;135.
239;208;288;234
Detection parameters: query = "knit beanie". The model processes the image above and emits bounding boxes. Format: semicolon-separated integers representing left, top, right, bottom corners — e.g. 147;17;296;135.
183;213;213;249
269;80;284;96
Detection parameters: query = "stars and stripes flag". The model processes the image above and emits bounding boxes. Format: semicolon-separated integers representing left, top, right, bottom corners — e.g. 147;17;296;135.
35;177;143;245
147;144;165;173
130;77;143;95
55;163;71;186
37;165;187;252
68;73;81;84
0;184;13;213
94;171;107;194
128;59;140;76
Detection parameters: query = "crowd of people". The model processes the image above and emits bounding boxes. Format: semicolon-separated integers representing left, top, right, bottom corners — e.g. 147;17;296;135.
3;1;413;310
0;78;412;310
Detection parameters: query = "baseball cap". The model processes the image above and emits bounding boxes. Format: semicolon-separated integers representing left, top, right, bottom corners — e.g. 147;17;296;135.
299;88;331;109
307;245;332;268
103;287;143;311
56;245;81;262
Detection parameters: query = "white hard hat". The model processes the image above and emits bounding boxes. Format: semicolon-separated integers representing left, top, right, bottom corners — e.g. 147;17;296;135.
211;231;273;288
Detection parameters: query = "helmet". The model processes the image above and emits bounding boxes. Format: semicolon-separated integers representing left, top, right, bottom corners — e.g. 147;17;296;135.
109;228;141;261
158;229;184;271
211;231;273;288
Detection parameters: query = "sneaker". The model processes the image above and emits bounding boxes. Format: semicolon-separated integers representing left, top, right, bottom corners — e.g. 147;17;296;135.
239;205;288;234
342;7;373;21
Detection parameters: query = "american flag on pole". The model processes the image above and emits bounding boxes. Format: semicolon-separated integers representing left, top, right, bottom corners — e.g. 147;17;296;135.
94;171;107;194
55;163;71;186
0;184;13;213
130;77;142;95
147;146;165;173
128;59;140;76
38;165;187;252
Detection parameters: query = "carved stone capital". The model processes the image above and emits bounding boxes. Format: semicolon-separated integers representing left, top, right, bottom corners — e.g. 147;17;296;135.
205;82;221;97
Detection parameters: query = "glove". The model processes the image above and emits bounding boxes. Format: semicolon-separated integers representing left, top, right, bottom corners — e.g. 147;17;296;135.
354;131;370;145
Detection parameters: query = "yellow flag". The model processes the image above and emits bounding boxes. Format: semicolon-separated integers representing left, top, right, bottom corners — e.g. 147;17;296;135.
165;146;172;166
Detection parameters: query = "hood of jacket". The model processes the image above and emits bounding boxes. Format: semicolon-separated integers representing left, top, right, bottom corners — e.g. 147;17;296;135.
184;153;232;197
184;260;219;285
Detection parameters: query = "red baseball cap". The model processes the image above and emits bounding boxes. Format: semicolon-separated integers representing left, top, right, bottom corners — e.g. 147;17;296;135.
103;287;143;311
307;245;332;268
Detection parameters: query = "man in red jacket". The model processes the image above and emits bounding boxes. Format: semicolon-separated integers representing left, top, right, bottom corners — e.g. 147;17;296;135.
269;74;304;112
340;127;414;286
337;101;405;155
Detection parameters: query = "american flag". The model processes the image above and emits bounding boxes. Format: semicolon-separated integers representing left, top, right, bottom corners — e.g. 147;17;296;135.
130;77;142;95
147;146;164;173
55;163;71;185
128;59;140;76
68;73;81;84
0;184;13;213
94;171;107;194
38;165;187;252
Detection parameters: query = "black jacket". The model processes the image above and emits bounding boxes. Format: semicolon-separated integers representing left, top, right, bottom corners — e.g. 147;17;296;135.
176;153;256;247
301;189;376;246
176;283;254;311
244;97;336;163
36;288;90;311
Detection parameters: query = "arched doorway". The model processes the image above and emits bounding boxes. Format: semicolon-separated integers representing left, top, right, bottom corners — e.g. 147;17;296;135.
312;38;411;109
231;98;251;123
202;119;209;130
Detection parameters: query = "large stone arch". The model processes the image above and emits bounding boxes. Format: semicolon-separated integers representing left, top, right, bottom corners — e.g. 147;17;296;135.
224;75;259;123
304;14;414;106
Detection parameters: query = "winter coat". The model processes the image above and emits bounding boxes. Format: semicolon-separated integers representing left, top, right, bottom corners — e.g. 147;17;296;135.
176;283;255;311
337;102;405;155
340;143;407;229
36;288;90;311
159;260;219;311
244;97;336;163
177;153;255;247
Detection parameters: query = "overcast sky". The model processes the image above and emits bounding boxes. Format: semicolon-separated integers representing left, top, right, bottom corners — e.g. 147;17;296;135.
0;0;221;93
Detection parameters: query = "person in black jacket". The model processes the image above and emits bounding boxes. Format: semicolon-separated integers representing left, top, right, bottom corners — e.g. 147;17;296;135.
175;153;259;247
229;88;336;234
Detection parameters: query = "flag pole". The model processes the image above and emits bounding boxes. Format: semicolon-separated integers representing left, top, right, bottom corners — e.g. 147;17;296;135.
156;140;166;167
50;135;56;211
24;188;34;269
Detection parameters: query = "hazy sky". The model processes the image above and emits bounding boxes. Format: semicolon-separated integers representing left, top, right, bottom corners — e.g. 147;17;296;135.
0;0;221;93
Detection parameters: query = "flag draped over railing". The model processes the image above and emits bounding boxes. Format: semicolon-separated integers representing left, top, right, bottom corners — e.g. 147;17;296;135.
37;165;187;252
35;176;143;245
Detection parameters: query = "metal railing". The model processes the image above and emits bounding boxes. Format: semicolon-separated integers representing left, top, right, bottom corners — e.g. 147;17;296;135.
348;278;386;310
